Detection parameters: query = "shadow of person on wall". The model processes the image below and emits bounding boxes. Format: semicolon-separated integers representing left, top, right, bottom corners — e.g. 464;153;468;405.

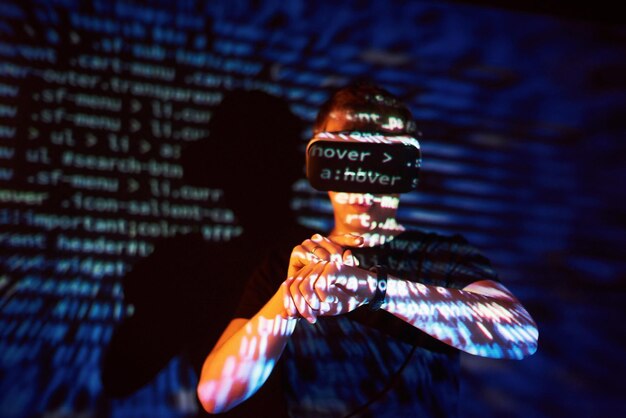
100;90;305;417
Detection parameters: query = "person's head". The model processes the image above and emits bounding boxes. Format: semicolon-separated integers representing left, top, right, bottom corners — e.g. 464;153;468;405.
311;83;418;240
313;83;416;135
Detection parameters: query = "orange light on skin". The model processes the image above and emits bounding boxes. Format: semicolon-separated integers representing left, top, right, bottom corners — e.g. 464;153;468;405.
197;308;298;414
198;88;541;414
288;238;538;356
198;230;539;414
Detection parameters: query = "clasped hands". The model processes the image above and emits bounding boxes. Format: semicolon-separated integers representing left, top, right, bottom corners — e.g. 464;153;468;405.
282;233;377;323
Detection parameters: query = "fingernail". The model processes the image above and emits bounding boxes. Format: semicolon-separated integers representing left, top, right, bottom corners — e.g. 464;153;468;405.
312;234;322;242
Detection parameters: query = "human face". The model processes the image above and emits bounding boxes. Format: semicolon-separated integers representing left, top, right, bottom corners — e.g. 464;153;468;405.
323;113;405;236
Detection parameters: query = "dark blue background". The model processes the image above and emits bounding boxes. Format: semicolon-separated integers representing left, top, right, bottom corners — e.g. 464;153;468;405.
1;1;625;417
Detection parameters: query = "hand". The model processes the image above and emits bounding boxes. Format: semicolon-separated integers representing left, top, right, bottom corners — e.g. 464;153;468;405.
286;261;377;323
288;233;362;279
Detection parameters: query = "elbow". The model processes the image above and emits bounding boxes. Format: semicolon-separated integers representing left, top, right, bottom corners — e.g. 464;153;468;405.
507;321;539;360
197;384;215;414
197;381;240;414
198;399;229;415
519;316;539;358
197;382;226;414
511;338;538;360
198;401;220;415
526;323;539;357
504;305;540;360
467;320;539;360
199;402;229;415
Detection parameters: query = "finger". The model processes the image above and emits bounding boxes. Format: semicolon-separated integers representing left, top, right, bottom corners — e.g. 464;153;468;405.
291;244;309;260
298;269;321;311
289;278;313;323
305;235;345;262
290;244;314;272
328;233;364;248
281;278;298;318
313;234;345;256
311;262;330;303
301;239;330;262
290;264;318;323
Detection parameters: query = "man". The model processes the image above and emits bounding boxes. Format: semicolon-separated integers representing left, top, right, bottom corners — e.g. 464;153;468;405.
197;84;538;417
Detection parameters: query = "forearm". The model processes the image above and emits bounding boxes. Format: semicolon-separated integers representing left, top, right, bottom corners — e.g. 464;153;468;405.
381;278;538;359
197;291;298;413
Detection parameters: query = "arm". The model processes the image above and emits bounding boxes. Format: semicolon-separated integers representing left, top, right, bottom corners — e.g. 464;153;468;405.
289;247;538;360
196;234;363;413
197;288;297;414
381;276;538;359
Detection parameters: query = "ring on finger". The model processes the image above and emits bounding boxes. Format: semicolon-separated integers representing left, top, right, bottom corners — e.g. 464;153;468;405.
311;246;323;256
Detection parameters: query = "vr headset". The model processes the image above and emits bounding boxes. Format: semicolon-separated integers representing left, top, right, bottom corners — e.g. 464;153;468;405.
306;130;422;193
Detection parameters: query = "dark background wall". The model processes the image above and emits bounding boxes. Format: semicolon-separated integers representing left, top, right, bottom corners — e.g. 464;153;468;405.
0;1;625;417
